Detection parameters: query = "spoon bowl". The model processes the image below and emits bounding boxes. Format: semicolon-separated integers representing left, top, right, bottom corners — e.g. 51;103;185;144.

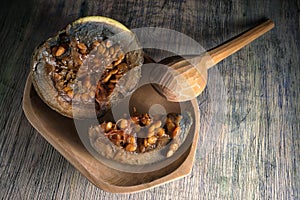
151;19;274;102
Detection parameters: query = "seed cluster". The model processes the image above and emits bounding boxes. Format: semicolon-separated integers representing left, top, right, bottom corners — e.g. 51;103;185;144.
92;109;183;156
42;31;130;105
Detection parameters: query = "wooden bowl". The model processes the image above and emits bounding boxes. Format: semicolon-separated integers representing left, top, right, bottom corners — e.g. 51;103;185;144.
22;72;200;193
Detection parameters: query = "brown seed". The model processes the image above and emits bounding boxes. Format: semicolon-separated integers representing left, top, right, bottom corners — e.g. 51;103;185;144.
105;122;113;132
147;131;154;138
109;79;118;83
169;143;179;151
74;57;83;66
92;40;100;47
103;49;109;57
56;80;65;89
109;47;115;55
166;150;174;158
63;86;71;92
166;121;175;132
60;69;67;76
118;51;125;60
118;119;128;129
147;136;157;145
106;40;113;48
66;71;72;81
55;46;66;57
171;126;180;138
97;44;106;54
77;43;87;50
67;90;74;98
115;134;122;146
157;136;170;147
53;73;62;81
125;143;137;152
106;64;114;69
113;58;123;66
112;53;118;61
101;73;112;83
148;125;155;133
60;65;68;70
51;46;58;56
117;63;128;73
127;136;136;144
157;128;165;137
154;121;162;129
141;115;151;126
61;57;68;65
67;60;74;68
144;139;149;147
110;69;119;74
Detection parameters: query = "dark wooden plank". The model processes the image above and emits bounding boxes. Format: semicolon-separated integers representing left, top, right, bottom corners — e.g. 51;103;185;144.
0;0;299;199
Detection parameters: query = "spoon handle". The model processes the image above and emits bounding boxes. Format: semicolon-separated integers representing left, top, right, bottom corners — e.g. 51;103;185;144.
207;19;274;69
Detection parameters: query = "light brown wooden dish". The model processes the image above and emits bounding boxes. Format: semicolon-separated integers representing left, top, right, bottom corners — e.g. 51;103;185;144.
22;72;200;193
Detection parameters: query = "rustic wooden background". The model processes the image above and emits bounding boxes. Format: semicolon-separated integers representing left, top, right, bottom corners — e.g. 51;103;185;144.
1;0;299;199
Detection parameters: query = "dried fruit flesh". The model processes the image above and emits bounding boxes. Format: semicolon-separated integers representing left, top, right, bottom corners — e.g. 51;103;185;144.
89;109;193;163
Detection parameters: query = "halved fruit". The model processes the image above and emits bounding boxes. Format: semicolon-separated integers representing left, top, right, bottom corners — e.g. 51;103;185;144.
31;16;143;118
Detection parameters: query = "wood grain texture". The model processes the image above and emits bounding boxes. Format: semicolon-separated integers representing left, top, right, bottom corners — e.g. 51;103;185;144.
0;0;299;199
208;19;275;67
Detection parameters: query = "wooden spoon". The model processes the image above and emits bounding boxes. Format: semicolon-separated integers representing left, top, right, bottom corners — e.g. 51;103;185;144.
150;19;275;102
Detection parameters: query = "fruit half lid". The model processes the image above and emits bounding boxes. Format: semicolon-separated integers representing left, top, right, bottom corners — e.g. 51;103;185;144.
31;16;143;118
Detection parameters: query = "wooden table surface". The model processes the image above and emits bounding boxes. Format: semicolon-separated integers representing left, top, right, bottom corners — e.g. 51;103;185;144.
1;0;299;199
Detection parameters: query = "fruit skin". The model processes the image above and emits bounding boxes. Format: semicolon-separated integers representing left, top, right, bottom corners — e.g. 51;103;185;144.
31;16;143;119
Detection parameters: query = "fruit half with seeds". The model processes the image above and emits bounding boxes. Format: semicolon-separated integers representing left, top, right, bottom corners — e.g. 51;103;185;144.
88;110;193;166
31;16;143;118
